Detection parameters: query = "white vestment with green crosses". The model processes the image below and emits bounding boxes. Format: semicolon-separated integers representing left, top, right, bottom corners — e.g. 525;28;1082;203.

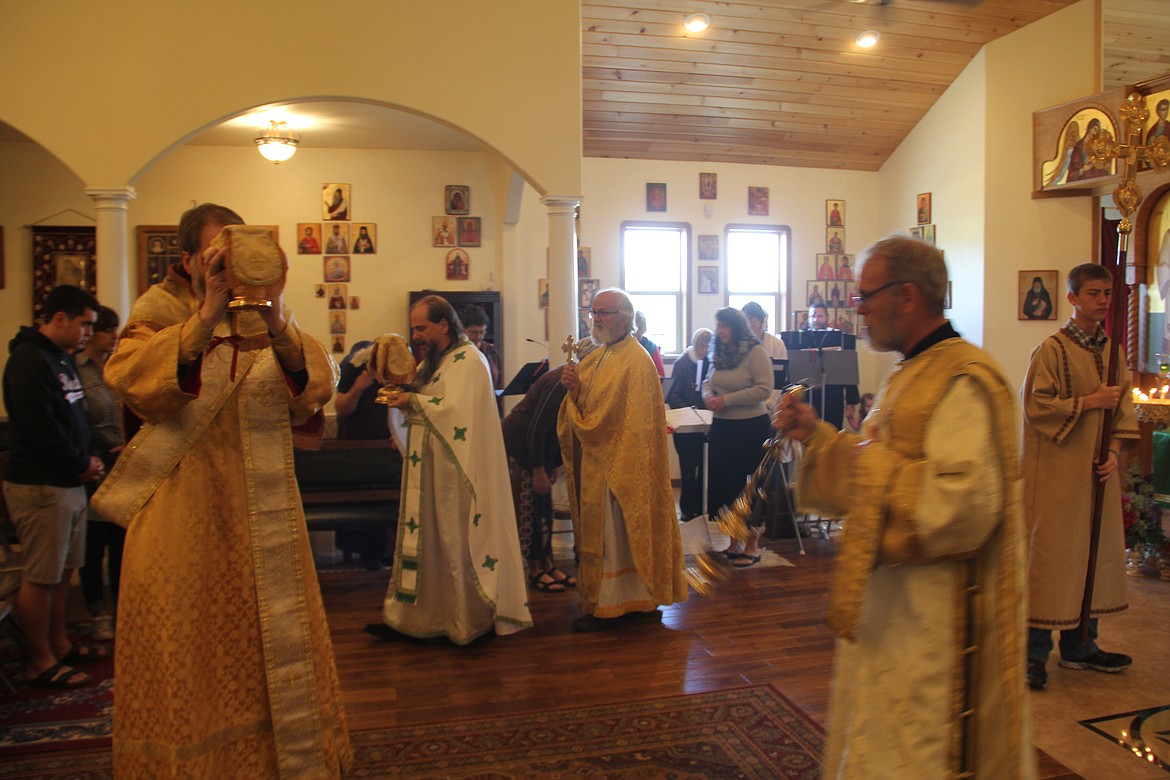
383;340;532;644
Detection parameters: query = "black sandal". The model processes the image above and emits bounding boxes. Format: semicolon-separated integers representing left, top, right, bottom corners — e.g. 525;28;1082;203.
547;568;577;588
530;571;567;593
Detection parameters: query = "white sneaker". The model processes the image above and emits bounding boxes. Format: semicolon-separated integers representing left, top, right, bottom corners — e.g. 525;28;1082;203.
91;615;115;641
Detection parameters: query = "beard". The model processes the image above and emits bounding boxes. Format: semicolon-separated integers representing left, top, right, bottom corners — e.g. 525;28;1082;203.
413;338;443;383
591;320;629;346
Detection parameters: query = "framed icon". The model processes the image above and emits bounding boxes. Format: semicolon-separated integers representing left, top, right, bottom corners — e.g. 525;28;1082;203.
433;217;457;247
445;185;470;215
698;266;719;294
458;217;481;247
1019;270;1058;321
826;200;845;227
350;223;376;254
748;186;769;216
297;223;322;255
698;235;719;261
646;182;667;212
699;172;717;200
323;183;351;221
917;192;931;225
446;249;470;280
323;255;350;283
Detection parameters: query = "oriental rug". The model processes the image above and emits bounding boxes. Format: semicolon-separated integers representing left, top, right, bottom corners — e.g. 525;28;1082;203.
0;685;823;779
0;627;113;759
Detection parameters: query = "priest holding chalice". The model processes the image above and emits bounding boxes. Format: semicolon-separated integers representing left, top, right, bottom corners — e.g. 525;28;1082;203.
93;204;351;778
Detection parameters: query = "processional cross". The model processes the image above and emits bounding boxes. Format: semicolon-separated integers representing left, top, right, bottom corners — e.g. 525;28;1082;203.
1078;93;1170;640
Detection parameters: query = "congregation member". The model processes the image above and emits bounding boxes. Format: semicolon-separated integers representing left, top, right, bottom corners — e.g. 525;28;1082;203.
558;288;687;631
633;310;666;377
703;307;773;567
95;203;351;777
366;295;531;643
460;303;504;414
1022;263;1137;691
664;327;712;521
76;304;125;641
502;350;592;592
741;301;788;361
3;285;104;690
774;235;1032;778
804;301;861;430
334;339;393;569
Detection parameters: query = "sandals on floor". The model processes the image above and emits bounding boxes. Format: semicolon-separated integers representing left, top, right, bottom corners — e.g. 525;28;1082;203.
31;661;91;689
733;554;761;568
547;568;577;588
62;642;112;665
530;571;567;593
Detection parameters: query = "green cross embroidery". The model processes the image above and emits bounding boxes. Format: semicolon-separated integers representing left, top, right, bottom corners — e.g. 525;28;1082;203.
431;372;440;384
482;555;498;571
454;426;467;441
453;351;466;362
473;513;482;526
409;451;421;467
428;396;443;405
405;517;418;533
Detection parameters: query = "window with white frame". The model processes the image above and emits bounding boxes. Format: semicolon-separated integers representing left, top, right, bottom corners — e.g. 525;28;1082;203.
620;221;689;355
725;224;790;334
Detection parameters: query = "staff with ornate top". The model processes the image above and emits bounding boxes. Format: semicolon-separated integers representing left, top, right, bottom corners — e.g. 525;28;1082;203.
1077;92;1170;642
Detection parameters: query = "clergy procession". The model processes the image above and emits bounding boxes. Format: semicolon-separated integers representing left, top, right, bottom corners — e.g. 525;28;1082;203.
1;205;1139;778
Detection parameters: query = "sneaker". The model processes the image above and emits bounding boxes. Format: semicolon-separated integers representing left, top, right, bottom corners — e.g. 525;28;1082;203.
90;615;115;642
1057;649;1132;673
1026;659;1048;691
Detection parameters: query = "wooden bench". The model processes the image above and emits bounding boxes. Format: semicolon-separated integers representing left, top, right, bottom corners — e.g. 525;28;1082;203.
293;439;402;535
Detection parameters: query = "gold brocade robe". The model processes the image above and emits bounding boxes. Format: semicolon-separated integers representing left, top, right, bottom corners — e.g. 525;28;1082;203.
1022;328;1138;627
797;336;1032;780
558;335;688;616
94;269;351;779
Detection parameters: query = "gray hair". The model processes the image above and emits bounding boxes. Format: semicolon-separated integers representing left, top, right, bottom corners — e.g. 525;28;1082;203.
595;287;635;332
859;235;948;315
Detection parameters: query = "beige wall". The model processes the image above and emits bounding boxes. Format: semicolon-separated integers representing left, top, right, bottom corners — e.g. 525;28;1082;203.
982;0;1100;393
0;0;581;194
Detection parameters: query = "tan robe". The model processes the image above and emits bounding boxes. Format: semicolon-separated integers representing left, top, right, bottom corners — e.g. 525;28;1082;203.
558;334;688;617
94;269;351;779
798;336;1032;780
1022;327;1138;627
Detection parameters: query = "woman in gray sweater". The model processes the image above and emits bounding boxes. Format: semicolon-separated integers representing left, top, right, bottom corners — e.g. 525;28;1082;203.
702;307;774;566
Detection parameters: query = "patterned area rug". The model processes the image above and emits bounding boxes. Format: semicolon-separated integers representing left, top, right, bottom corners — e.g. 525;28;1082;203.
0;685;823;779
0;627;113;758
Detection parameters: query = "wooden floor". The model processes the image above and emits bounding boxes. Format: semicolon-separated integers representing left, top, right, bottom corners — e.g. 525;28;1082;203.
319;533;1081;778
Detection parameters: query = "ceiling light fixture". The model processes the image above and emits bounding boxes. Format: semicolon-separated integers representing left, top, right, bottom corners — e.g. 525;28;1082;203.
855;29;880;48
254;120;299;163
683;13;710;33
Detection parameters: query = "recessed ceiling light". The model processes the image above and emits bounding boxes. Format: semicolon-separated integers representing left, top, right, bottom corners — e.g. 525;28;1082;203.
684;13;710;33
855;29;880;48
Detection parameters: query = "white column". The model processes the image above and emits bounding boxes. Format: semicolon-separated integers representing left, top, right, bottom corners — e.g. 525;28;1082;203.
84;186;136;315
541;194;581;366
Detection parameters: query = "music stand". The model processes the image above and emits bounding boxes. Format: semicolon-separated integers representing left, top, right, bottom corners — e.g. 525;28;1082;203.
501;360;549;397
786;349;859;421
771;358;788;390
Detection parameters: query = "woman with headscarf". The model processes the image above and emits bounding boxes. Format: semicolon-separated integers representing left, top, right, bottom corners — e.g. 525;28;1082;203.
702;307;774;567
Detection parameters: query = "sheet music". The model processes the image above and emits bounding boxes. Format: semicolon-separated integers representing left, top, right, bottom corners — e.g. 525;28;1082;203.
665;406;713;432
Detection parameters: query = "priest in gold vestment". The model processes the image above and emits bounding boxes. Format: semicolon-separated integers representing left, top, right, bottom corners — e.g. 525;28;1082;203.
775;237;1033;779
558;288;688;631
94;204;351;778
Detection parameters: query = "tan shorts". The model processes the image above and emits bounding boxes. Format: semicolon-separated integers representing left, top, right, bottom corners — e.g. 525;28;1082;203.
2;481;87;585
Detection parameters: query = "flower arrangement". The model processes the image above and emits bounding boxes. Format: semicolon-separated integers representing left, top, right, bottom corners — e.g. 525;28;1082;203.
1121;465;1166;552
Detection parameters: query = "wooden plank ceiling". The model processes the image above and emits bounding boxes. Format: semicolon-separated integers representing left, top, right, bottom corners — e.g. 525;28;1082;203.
582;0;1170;172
